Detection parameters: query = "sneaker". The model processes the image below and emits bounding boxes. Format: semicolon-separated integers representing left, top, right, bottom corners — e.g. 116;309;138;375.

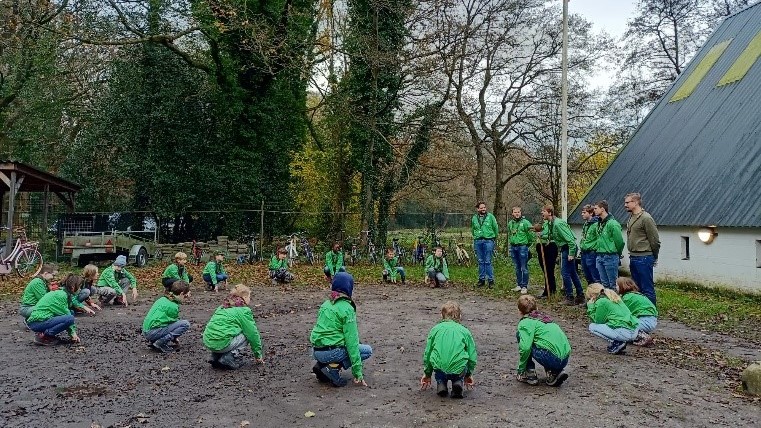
487;280;494;289
574;295;586;305
34;333;59;346
436;381;449;397
320;364;347;387
218;353;248;370
477;279;485;288
382;274;389;283
512;286;522;292
563;296;576;306
312;363;331;383
516;370;539;385
151;340;174;353
208;353;223;369
608;341;627;355
633;331;654;347
112;296;125;306
451;379;464;399
545;371;569;387
520;287;528;295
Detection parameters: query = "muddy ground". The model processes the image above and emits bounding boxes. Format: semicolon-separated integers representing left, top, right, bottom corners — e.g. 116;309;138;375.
1;281;759;428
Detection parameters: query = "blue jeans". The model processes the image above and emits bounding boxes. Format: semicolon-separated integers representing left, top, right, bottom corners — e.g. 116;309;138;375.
510;245;529;287
560;247;583;297
27;314;75;337
630;255;656;305
434;369;469;384
313;344;373;370
526;346;569;373
203;273;229;284
323;266;346;278
580;251;601;284
474;239;495;281
637;316;657;333
77;288;91;303
427;269;447;286
596;254;619;289
383;267;406;282
143;320;191;344
589;323;638;343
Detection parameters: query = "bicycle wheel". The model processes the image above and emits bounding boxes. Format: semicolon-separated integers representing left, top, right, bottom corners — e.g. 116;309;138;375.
15;248;43;278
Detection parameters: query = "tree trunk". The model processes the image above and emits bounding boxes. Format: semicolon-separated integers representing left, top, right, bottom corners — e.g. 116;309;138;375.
474;142;484;202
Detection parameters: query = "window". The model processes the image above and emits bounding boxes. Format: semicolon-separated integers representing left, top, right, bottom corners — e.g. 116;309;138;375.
681;236;690;260
756;240;761;268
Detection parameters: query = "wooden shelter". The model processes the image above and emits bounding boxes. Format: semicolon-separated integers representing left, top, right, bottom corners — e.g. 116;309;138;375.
0;160;81;256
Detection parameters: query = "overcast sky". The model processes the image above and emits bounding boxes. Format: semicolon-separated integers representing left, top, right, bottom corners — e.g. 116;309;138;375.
571;0;637;38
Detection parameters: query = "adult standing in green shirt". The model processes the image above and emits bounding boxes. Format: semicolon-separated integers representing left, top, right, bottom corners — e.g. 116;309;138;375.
541;205;583;305
471;201;499;288
593;200;625;290
508;207;534;294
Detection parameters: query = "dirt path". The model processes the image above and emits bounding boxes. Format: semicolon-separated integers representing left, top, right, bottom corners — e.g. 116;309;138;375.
1;283;759;427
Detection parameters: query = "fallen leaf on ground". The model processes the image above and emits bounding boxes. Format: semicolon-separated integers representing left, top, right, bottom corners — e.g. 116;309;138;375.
305;411;315;418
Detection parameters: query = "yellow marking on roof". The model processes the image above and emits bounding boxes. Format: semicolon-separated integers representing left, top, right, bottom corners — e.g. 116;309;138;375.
717;30;761;86
670;39;732;102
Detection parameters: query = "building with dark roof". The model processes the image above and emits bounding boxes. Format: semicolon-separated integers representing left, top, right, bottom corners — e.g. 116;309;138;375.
570;4;761;290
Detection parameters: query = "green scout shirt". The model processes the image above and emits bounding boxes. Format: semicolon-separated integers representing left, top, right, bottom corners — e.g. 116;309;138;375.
383;256;401;280
425;254;449;279
21;277;50;306
548;217;578;255
310;297;364;379
586;296;639;330
324;250;344;276
142;296;181;332
508;217;534;246
580;218;600;251
595;215;625;255
471;213;499;240
161;263;190;283
268;255;288;270
97;266;137;295
203;261;227;285
27;289;77;336
423;319;477;377
203;306;262;358
622;292;658;318
516;317;571;372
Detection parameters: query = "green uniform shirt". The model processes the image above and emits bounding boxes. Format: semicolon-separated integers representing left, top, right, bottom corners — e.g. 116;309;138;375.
161;263;190;282
21;277;50;306
382;256;401;280
471;213;499;240
425;254;449;279
548;217;578;255
622;292;658;318
203;261;227;285
595;215;625;255
586;296;639;330
580;218;600;251
26;290;77;336
423;319;477;377
324;251;344;276
310;298;364;379
516;317;571;372
508;217;534;246
97;265;137;295
142;296;180;332
203;306;262;358
268;255;288;270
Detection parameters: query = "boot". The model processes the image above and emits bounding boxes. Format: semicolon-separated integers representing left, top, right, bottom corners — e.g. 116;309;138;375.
450;379;464;399
574;295;586;305
312;363;331;383
152;339;174;354
477;279;485;288
218;352;247;370
436;381;449;397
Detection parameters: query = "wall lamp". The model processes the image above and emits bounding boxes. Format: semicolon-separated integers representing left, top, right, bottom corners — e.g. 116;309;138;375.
697;226;718;244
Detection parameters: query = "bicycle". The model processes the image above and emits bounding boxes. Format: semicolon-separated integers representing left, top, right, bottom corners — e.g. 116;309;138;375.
412;235;426;265
454;242;471;266
299;233;315;265
392;237;406;263
237;235;259;265
0;227;43;278
190;240;205;266
360;230;377;265
285;234;299;267
349;239;359;266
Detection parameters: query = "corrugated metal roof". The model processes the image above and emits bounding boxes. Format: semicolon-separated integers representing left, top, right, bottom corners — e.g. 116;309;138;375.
570;3;761;227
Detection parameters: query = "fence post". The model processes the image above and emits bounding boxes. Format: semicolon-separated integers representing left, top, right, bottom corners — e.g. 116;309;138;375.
260;199;265;244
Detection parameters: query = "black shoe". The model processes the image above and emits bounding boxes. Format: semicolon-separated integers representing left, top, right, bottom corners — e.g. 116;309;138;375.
451;379;464;399
320;365;347;387
152;340;174;353
382;274;389;283
608;341;627;355
546;371;569;387
216;352;247;370
477;280;485;287
563;296;576;306
313;363;330;383
487;280;494;289
436;382;449;397
516;370;539;385
574;295;586;305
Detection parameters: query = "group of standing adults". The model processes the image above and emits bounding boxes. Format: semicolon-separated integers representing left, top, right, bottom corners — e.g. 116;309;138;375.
470;193;661;306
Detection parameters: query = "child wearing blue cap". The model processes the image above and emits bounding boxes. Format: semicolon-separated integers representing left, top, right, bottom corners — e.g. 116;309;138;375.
310;272;372;387
95;255;138;306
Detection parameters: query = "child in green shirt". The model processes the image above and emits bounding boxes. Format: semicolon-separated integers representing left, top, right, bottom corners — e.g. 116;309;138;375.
323;243;346;281
515;295;571;387
420;301;476;398
19;264;58;319
142;280;191;353
382;248;406;284
617;277;658;347
586;283;639;355
203;252;229;292
203;284;264;370
27;274;93;345
425;247;449;288
96;255;138;306
268;248;294;284
161;252;193;291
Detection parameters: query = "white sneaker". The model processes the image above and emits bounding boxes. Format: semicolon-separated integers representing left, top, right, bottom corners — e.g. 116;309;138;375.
512;286;522;292
520;287;528;294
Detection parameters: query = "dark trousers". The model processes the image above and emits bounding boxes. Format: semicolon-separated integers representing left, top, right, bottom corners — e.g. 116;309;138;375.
434;369;469;384
535;243;558;295
162;276;192;289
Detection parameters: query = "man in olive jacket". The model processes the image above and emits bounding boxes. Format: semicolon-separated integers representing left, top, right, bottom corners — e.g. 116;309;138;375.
625;193;661;305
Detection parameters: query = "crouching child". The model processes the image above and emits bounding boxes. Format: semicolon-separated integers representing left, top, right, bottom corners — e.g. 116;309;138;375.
515;295;571;387
268;248;294;285
425;247;449;288
203;284;264;369
162;252;193;291
27;274;90;345
420;301;477;399
142;280;191;353
96;255;138;306
586;283;639;355
203;252;229;292
382;248;405;284
616;277;657;346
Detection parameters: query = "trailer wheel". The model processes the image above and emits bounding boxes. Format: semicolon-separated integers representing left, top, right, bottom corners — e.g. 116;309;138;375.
135;247;148;267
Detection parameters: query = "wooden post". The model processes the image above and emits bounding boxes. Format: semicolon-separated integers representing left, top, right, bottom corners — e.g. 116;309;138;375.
5;171;17;257
42;184;50;255
259;199;264;244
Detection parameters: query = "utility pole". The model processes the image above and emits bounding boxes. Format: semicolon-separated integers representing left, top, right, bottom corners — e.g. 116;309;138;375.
560;0;569;219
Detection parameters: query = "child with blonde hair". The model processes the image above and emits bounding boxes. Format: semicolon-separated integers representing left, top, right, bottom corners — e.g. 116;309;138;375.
203;251;229;292
162;252;193;290
27;274;92;345
203;284;263;370
142;280;191;353
420;301;477;398
515;295;571;386
616;277;658;346
585;283;639;354
79;264;102;312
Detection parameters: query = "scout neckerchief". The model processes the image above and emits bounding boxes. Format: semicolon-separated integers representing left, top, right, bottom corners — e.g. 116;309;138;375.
510;217;525;237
